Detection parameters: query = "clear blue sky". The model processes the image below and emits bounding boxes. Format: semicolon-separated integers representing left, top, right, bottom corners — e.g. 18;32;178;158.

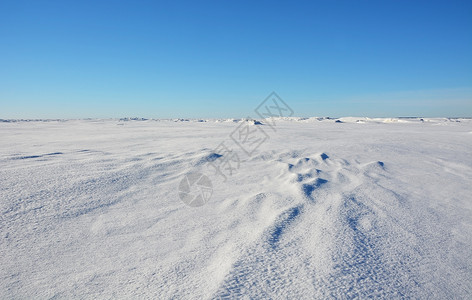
1;0;471;118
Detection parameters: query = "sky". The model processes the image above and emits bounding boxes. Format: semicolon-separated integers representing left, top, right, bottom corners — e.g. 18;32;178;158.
0;0;471;118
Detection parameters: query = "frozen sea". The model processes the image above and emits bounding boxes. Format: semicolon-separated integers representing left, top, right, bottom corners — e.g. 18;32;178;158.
1;117;471;299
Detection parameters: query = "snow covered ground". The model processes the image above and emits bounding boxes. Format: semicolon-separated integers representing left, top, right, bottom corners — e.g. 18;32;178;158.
1;117;471;299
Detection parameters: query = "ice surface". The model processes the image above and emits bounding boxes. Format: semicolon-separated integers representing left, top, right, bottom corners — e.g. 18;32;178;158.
1;118;471;298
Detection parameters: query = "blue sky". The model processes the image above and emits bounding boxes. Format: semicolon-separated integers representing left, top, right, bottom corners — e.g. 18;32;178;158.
1;0;471;118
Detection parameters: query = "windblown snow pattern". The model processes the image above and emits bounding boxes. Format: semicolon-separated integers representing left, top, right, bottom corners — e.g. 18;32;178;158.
1;117;471;299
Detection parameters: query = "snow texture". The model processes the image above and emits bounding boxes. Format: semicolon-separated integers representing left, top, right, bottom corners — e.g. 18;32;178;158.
1;117;471;299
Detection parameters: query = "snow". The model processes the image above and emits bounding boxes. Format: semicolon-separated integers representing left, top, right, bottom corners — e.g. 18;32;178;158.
1;118;471;298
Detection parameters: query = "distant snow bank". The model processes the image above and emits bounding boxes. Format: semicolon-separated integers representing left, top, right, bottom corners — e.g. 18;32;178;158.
1;117;469;124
